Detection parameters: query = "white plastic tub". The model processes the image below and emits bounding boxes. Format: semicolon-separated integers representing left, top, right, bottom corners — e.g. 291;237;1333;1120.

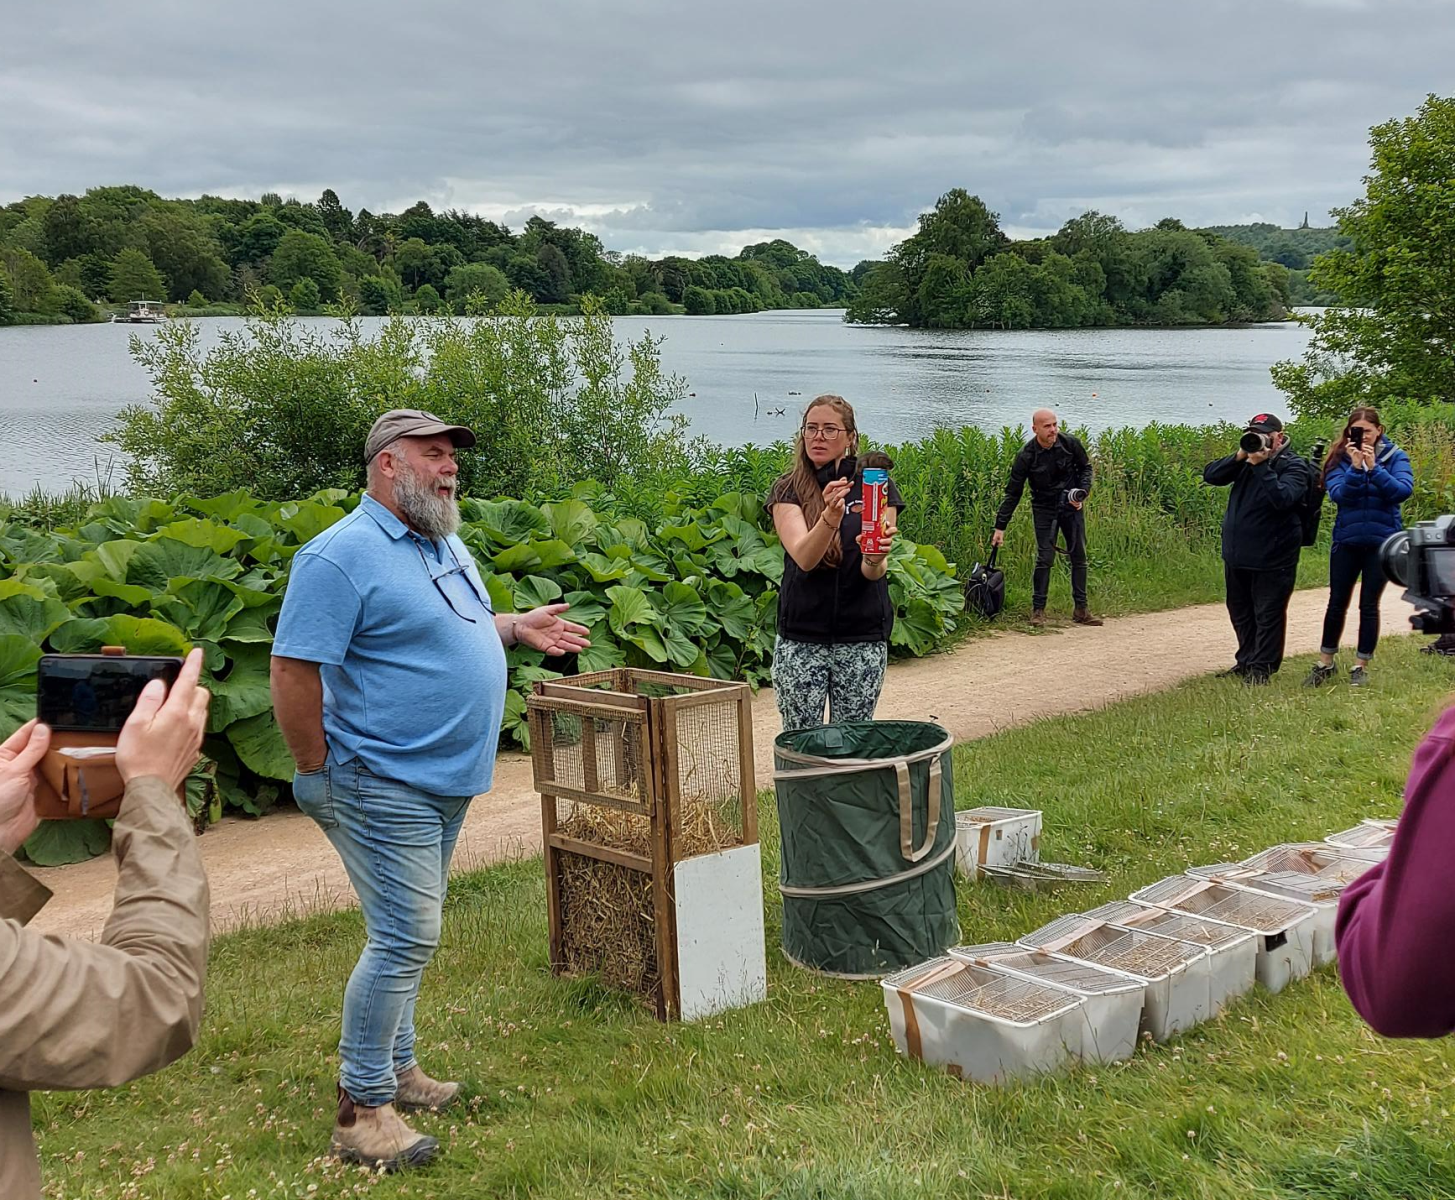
1325;819;1397;854
955;807;1042;879
1130;874;1317;993
1084;901;1256;1017
1019;914;1212;1042
880;955;1082;1083
950;941;1143;1063
1188;845;1377;967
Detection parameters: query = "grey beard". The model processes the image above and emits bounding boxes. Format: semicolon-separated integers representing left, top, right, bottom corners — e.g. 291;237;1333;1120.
394;463;460;539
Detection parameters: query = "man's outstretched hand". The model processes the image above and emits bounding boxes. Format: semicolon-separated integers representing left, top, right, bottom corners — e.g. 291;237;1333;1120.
515;605;592;657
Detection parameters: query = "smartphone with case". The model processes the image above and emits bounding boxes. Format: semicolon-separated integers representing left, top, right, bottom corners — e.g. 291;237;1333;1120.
37;654;183;732
33;653;184;820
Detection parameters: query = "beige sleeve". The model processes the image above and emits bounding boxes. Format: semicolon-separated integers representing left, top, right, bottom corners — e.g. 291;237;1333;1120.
0;776;210;1092
0;854;52;927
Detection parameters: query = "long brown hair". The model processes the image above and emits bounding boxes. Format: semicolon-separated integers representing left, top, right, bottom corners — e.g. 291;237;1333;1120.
1322;407;1384;485
771;394;859;567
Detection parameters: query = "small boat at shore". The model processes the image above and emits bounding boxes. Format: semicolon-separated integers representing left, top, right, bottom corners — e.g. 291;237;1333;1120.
112;300;167;323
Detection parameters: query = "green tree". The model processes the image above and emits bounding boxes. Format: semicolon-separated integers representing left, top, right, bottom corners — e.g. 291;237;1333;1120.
289;277;322;311
893;189;1008;325
844;262;906;324
316;188;354;243
0;270;14;326
412;282;444;313
43;284;99;322
357;274;400;315
269;230;342;301
40;194;97;265
536;243;572;303
683;286;716;315
444;262;509;312
137;209;229;300
234;212;288;264
108;247;167;302
1;247;56;310
1275;93;1455;419
186;289;207;307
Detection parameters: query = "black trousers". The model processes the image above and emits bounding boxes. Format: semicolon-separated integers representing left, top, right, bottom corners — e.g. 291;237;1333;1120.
1224;562;1298;676
1032;505;1087;610
1320;543;1387;659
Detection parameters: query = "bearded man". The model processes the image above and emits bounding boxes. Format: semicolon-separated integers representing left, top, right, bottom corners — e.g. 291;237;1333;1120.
270;410;588;1170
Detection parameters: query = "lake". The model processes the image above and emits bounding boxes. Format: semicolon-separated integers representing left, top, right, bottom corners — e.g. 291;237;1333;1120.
0;308;1314;496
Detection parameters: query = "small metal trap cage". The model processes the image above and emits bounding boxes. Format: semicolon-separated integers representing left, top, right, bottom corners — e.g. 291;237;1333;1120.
1238;843;1382;881
1022;914;1206;980
1325;819;1397;853
883;957;1075;1024
1132;875;1315;933
1085;900;1256;1014
952;943;1142;996
528;669;758;1019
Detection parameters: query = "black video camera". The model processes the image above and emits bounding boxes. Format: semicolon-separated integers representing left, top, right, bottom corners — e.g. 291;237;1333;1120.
1380;515;1455;634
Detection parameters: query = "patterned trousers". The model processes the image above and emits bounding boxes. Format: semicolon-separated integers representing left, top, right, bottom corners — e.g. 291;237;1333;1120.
772;635;889;731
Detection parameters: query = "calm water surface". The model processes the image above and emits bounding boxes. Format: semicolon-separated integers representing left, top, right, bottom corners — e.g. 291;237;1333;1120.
0;309;1313;496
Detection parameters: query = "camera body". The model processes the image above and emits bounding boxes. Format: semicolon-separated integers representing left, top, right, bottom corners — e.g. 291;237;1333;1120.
1380;515;1455;634
1066;488;1088;505
1240;430;1271;454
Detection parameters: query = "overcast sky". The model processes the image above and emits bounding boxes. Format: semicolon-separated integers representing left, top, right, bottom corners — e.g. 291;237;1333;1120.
2;0;1449;266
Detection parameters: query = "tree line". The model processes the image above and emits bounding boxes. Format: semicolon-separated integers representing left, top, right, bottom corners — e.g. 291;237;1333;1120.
846;191;1311;329
0;186;856;324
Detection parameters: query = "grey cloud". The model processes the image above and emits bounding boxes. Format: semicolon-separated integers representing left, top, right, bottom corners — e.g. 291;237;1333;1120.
1;0;1450;264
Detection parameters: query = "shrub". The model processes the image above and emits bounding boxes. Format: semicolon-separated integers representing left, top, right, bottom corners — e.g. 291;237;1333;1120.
107;292;693;502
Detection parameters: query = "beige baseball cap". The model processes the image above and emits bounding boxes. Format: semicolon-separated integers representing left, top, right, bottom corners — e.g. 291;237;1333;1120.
365;409;477;462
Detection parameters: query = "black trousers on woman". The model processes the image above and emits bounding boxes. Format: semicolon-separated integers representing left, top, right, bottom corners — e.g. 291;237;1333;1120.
1320;543;1388;659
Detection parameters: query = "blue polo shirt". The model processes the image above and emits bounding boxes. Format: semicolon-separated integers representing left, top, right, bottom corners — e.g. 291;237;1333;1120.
272;494;508;796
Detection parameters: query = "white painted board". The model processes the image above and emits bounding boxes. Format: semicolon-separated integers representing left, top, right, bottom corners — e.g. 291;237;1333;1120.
673;843;768;1021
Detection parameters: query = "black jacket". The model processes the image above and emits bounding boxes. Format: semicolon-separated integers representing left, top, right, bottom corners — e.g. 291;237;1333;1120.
994;434;1094;530
1203;446;1315;570
768;473;905;645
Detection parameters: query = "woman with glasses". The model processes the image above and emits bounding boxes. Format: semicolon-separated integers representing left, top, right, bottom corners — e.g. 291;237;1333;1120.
766;395;901;730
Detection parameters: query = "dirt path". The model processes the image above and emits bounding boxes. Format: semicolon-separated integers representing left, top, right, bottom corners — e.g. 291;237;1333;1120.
29;587;1418;939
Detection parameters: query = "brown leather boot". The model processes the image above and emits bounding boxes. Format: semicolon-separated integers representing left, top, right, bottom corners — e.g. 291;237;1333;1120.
395;1063;461;1112
1073;608;1104;626
330;1087;439;1171
1029;609;1047;627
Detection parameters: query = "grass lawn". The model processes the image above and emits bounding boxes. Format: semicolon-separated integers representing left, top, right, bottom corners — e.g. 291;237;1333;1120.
34;637;1455;1199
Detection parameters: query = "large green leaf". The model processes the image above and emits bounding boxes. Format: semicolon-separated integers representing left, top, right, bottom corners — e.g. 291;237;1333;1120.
278;501;347;545
576;551;631;583
95;539;143;583
90;577;154;608
227;710;295;780
657;580;709;636
207;643;275;732
560;589;607;627
23;820;111;866
50;615;191;657
18;562;95;603
0;635;42;732
152;579;245;642
220;603;279;644
576;637;626;673
464;499;550;546
158;518;251;555
542;499;598;546
512;574;563;610
706;580;757;643
606;585;655;637
127;539;242;590
185;488;266;522
493;540;576;573
0;582;70;643
890;596;942;656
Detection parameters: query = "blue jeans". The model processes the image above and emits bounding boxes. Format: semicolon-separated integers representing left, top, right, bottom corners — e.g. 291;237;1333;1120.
293;759;471;1106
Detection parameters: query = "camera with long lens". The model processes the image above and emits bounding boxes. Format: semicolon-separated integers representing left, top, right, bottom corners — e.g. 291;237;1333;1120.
1380;515;1455;634
1240;430;1271;454
1066;488;1088;505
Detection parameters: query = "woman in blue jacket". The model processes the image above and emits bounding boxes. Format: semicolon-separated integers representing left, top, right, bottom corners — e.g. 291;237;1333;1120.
1306;407;1414;687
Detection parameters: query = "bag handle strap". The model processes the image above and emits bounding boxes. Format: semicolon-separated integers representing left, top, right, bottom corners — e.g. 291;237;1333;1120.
985;545;998;570
897;751;944;862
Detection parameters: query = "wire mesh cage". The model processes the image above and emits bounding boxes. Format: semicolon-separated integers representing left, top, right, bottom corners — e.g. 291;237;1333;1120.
1237;843;1383;881
1325;819;1397;853
1022;914;1206;980
528;669;759;1020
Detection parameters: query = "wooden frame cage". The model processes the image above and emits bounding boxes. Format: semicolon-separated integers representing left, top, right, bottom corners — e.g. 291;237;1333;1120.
528;669;761;1019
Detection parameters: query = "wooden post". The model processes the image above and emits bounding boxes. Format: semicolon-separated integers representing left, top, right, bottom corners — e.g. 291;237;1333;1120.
736;684;758;845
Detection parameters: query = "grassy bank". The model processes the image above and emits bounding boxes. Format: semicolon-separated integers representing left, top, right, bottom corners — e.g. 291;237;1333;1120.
33;636;1455;1199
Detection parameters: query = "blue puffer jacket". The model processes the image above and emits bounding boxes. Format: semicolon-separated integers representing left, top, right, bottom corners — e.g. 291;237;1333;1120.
1325;437;1414;549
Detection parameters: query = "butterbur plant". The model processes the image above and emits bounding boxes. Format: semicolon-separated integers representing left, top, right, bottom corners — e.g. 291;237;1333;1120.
0;485;961;864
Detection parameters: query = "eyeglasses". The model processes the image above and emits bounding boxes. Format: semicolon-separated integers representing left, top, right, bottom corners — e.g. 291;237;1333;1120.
412;537;487;623
803;424;846;440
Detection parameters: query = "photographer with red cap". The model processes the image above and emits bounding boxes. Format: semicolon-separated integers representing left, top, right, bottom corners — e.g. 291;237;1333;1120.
1202;413;1315;684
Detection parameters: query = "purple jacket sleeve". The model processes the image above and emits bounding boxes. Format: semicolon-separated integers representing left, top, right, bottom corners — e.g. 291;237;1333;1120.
1336;704;1455;1037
